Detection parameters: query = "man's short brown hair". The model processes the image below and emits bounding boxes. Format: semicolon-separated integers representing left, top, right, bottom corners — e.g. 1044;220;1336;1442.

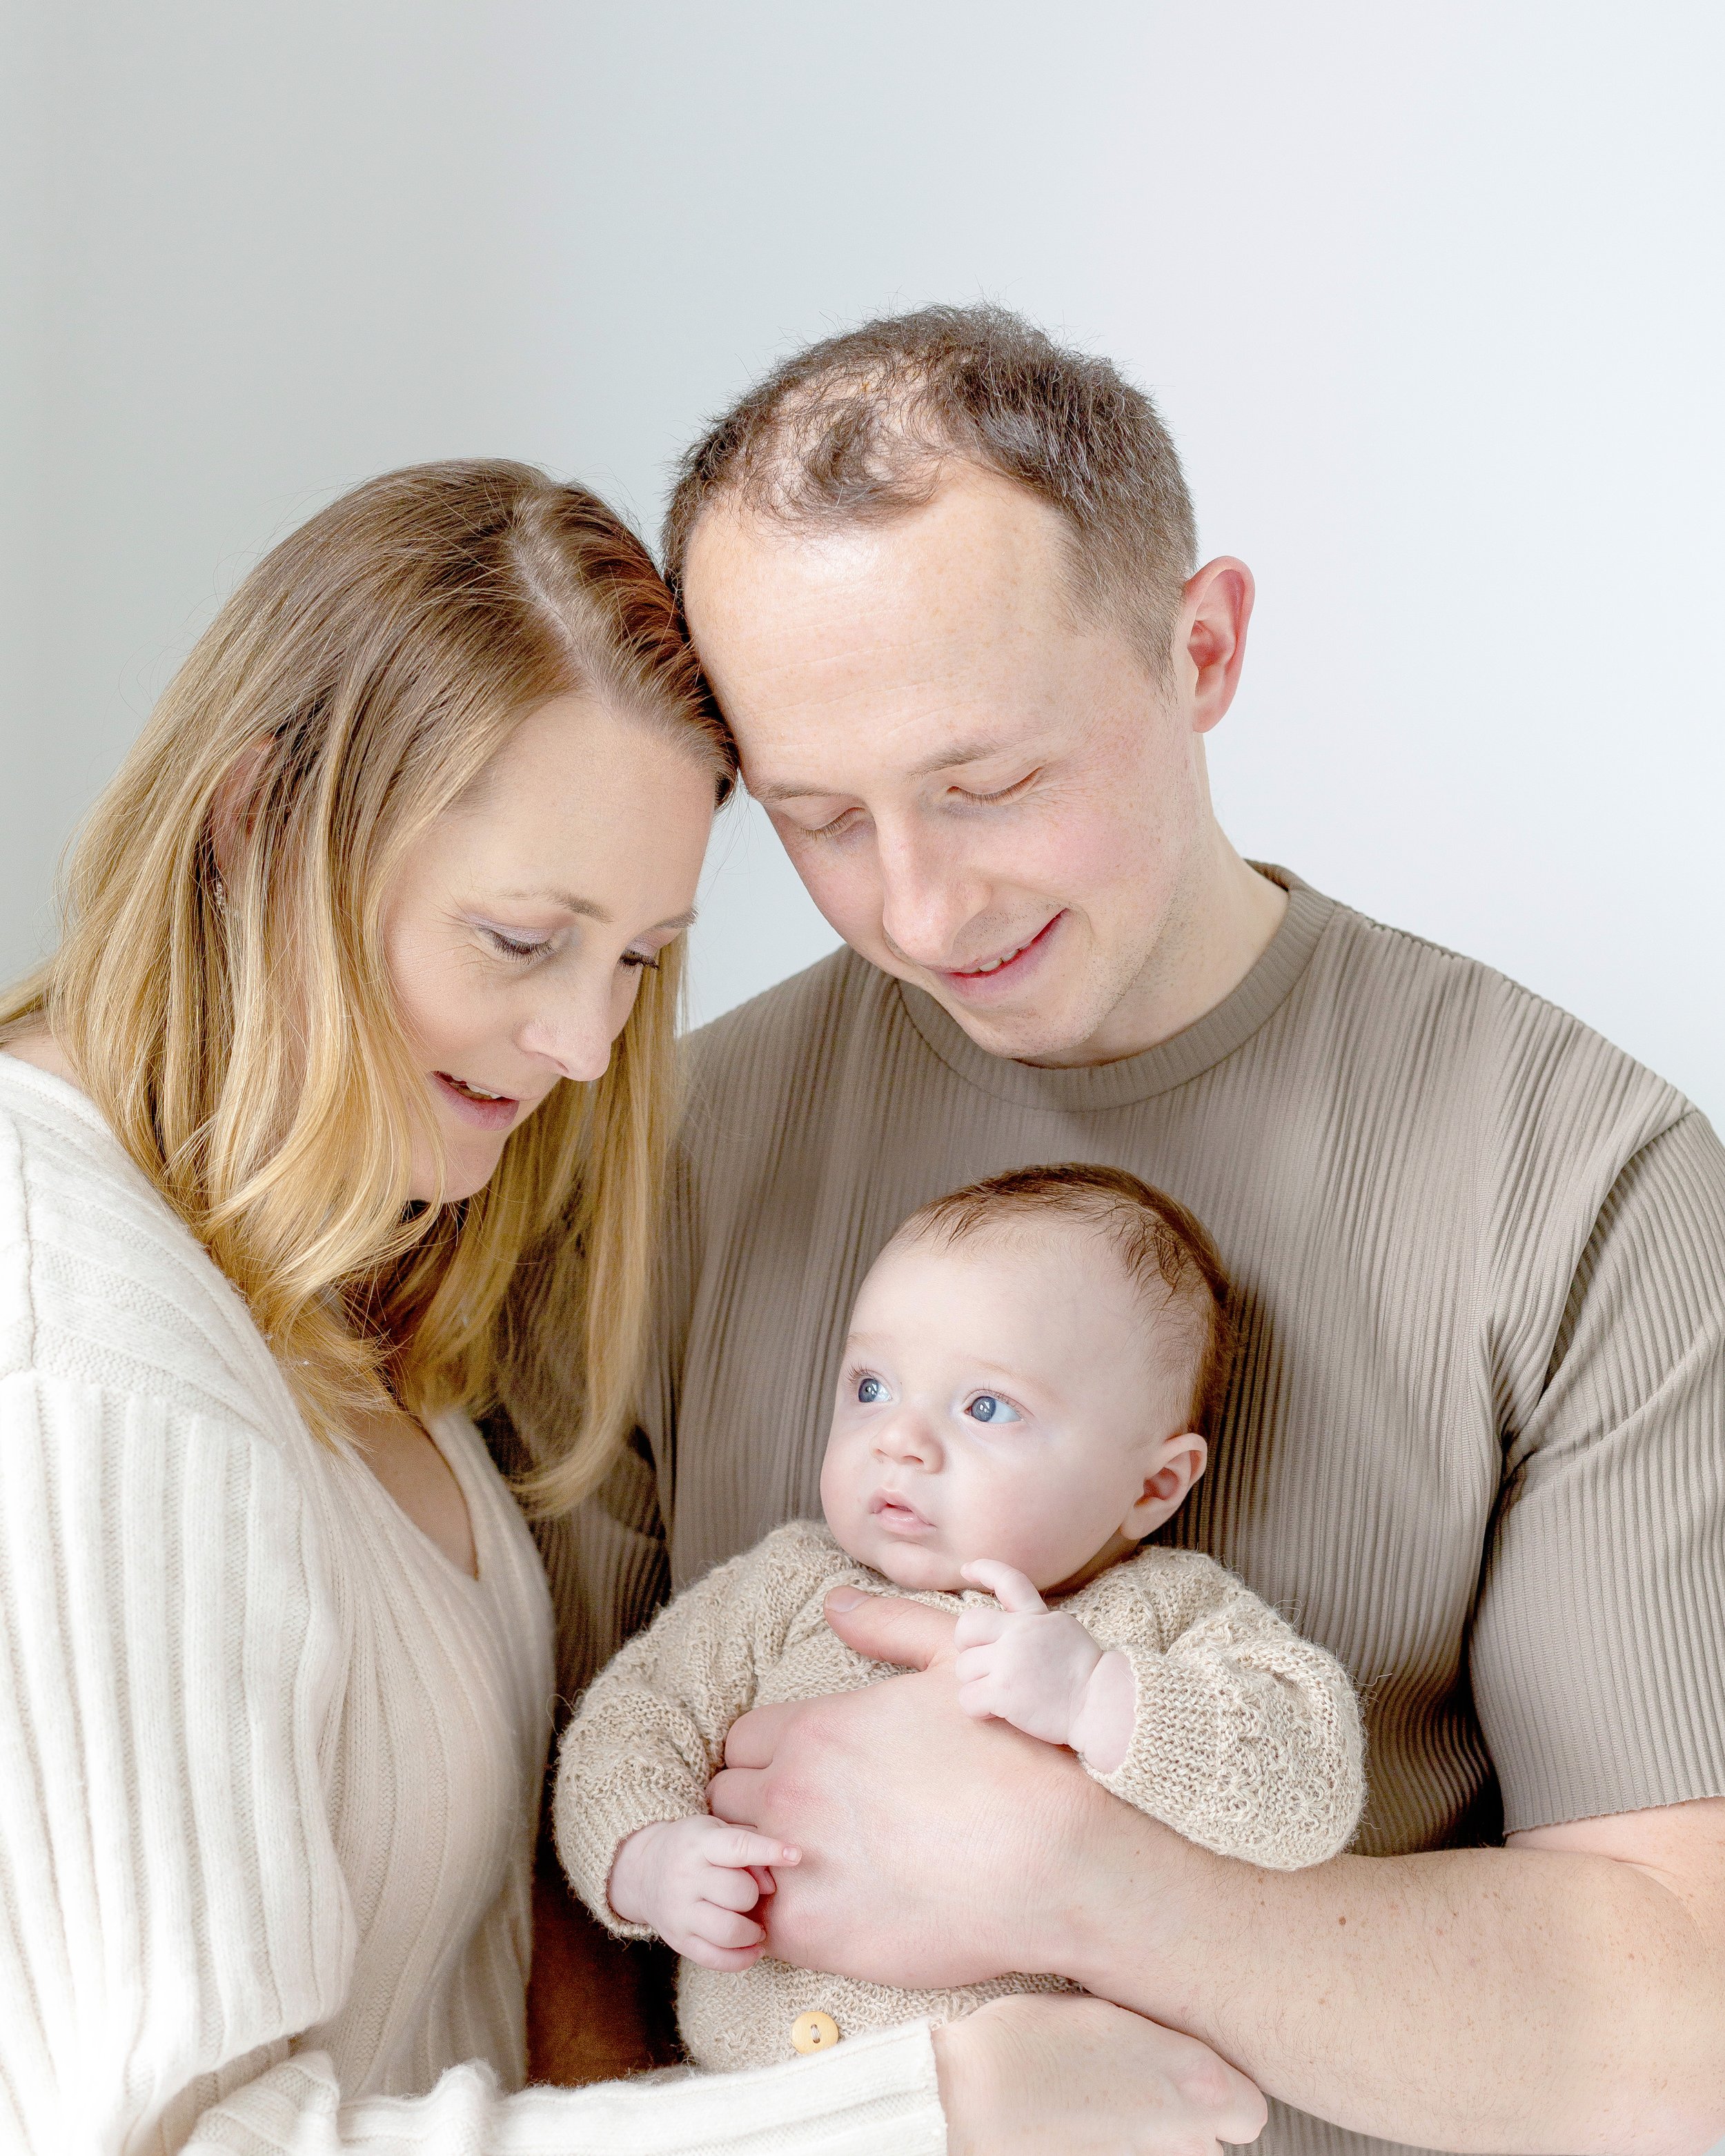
662;303;1199;669
893;1162;1235;1438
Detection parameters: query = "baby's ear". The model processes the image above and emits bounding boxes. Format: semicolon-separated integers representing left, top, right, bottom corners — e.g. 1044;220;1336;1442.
1122;1432;1208;1541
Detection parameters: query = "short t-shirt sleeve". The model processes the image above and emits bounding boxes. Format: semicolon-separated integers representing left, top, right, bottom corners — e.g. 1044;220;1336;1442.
1469;1111;1725;1832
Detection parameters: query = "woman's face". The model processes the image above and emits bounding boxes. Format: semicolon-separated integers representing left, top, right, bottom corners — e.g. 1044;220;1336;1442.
383;692;716;1203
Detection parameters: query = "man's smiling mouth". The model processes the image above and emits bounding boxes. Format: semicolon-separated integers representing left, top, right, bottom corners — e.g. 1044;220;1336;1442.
940;912;1065;988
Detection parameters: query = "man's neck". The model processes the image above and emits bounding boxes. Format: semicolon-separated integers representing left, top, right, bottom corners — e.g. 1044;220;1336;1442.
1026;836;1289;1070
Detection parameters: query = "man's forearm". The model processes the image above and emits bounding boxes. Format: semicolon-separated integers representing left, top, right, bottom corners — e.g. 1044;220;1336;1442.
1058;1817;1724;2155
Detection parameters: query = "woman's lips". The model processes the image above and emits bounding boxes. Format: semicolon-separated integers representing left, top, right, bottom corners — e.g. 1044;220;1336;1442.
936;911;1065;1001
433;1070;522;1132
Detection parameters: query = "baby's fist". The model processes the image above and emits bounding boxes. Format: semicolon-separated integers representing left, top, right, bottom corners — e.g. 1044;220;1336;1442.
607;1814;801;1970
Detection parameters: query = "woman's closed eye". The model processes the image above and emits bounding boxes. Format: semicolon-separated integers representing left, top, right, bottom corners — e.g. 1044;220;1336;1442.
963;1392;1022;1425
480;923;553;962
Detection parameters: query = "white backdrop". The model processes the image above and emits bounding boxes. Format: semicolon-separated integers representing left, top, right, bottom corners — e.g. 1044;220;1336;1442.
3;2;1722;1122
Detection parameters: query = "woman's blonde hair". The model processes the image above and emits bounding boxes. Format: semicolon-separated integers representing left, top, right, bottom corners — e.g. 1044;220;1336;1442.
0;459;733;1514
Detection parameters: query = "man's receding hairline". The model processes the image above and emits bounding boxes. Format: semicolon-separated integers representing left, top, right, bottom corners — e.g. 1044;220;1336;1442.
680;454;1127;653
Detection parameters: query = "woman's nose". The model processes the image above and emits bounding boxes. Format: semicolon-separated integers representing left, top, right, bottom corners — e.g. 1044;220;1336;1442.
517;996;615;1085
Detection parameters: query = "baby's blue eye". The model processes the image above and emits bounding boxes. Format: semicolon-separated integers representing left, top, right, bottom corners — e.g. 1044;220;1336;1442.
856;1375;887;1405
965;1393;1021;1425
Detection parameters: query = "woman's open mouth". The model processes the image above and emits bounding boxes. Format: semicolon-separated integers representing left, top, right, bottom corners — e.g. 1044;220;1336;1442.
433;1070;522;1131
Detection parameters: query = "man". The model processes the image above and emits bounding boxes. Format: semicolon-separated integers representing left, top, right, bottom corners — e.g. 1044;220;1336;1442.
515;306;1725;2153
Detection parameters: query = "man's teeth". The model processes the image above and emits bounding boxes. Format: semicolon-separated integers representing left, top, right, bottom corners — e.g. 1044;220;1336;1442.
967;938;1032;975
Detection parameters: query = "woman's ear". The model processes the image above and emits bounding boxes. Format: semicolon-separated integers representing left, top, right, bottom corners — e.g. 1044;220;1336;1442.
1121;1432;1208;1542
208;740;273;888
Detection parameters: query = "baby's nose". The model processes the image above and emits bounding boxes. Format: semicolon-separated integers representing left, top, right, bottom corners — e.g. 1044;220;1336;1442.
877;1412;940;1467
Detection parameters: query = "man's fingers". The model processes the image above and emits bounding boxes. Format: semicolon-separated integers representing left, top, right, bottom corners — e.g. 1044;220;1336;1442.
961;1559;1047;1614
722;1701;802;1770
825;1588;959;1669
706;1763;766;1828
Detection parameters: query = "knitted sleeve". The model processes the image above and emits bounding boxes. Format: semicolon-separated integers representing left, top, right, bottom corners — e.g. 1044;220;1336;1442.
0;1374;944;2156
1076;1550;1366;1870
554;1522;840;1937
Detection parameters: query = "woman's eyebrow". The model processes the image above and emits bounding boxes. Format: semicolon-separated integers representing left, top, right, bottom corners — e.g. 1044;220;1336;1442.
494;889;698;934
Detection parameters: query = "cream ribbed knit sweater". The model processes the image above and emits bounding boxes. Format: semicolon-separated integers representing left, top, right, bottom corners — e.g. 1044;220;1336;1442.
0;1055;945;2155
555;1519;1365;2072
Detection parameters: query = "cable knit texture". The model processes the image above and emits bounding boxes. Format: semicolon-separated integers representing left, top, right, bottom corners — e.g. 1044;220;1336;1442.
0;1055;947;2156
555;1517;1364;2071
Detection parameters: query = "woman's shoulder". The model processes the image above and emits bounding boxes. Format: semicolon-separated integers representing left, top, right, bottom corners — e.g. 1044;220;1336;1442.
0;1054;302;1441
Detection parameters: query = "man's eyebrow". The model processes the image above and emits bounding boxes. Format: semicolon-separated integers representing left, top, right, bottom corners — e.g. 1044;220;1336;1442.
494;889;698;934
751;736;1024;804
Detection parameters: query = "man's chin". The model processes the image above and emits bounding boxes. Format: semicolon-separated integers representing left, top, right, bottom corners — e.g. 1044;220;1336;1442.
926;984;1105;1067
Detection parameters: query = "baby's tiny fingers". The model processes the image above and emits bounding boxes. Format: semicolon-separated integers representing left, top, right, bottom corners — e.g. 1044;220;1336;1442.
711;1825;800;1870
701;1863;765;1914
961;1559;1047;1614
953;1605;1006;1651
678;1935;767;1972
695;1903;767;1952
954;1676;1000;1722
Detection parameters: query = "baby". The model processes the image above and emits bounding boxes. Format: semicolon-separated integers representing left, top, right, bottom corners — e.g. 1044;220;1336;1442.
555;1163;1366;2072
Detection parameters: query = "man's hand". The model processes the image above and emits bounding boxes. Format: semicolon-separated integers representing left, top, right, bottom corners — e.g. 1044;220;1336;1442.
936;1995;1266;2156
955;1559;1134;1771
707;1587;1129;1987
606;1815;801;1970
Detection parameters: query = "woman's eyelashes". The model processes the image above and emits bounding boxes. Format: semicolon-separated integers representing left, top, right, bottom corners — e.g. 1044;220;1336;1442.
477;921;553;963
476;920;662;971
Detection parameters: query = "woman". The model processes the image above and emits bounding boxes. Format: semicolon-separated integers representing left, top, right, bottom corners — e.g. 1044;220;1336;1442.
0;460;1245;2155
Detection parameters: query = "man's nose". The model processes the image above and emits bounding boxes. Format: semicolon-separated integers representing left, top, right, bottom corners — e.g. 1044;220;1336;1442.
874;820;988;970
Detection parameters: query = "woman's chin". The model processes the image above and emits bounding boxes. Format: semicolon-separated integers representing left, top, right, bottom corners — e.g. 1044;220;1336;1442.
406;1130;510;1207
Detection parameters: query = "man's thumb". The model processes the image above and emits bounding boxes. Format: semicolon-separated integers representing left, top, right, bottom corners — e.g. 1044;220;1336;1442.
825;1587;958;1670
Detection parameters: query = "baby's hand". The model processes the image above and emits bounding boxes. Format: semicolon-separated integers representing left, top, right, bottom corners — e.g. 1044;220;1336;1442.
955;1561;1132;1769
607;1815;800;1970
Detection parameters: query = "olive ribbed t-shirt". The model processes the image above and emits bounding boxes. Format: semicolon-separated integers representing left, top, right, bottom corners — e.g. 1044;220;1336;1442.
515;867;1725;2156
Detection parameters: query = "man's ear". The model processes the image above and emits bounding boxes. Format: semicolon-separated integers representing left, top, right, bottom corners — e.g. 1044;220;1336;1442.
208;739;274;887
1176;556;1254;737
1121;1432;1208;1542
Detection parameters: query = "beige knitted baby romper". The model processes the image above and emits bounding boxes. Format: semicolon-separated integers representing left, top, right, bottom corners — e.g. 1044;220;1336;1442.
555;1519;1364;2072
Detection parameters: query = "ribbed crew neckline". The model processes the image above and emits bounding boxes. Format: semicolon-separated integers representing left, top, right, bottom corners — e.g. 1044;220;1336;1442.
894;864;1337;1111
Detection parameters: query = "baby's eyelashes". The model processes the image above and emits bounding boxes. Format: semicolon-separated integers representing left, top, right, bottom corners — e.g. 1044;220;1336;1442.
963;1392;1021;1424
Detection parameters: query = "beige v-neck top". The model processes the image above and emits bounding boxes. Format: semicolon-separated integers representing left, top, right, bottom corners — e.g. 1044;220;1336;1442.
0;1055;946;2154
513;867;1725;2156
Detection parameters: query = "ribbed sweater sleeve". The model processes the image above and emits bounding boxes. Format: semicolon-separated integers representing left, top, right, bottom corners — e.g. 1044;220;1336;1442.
0;1374;945;2156
1078;1553;1366;1869
554;1525;836;1936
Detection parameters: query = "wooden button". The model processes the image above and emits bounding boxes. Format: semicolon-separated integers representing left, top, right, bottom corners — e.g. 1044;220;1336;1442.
791;2009;840;2054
